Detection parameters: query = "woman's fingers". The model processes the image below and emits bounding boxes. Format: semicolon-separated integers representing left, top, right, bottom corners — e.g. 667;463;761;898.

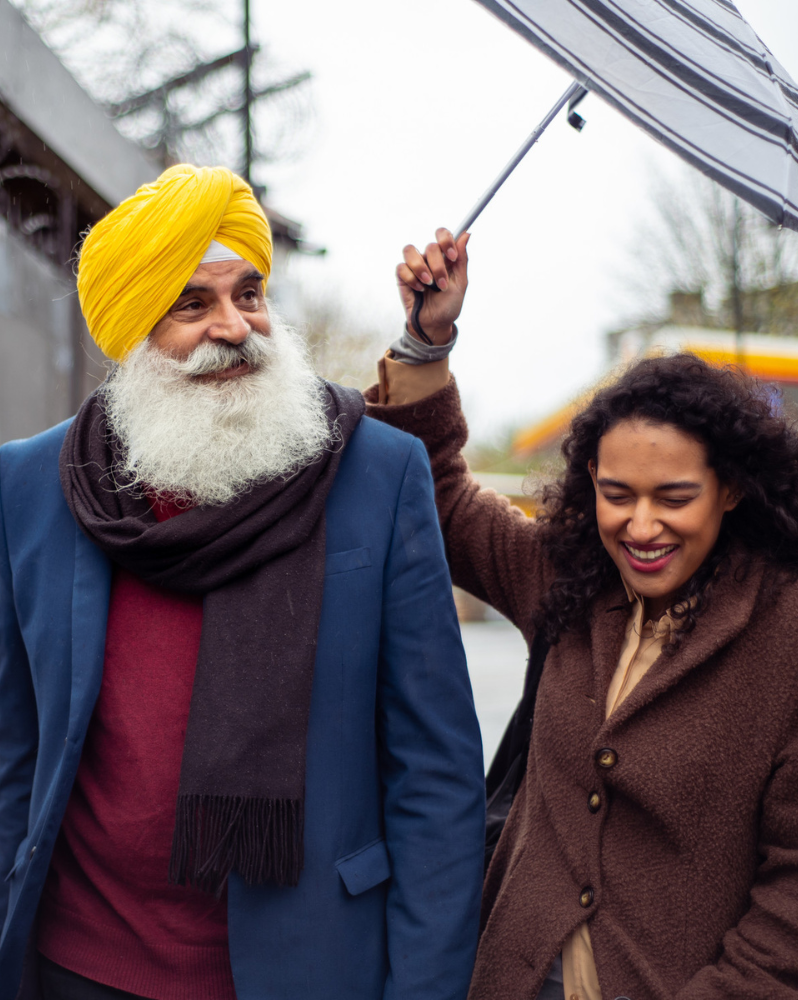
396;228;470;343
424;242;449;290
402;244;433;287
396;261;427;294
435;227;458;263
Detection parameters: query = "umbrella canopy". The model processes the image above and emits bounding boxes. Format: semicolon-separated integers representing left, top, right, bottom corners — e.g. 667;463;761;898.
471;0;798;232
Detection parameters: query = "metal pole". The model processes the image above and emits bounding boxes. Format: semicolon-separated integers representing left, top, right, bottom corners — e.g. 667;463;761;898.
454;80;586;237
243;0;253;183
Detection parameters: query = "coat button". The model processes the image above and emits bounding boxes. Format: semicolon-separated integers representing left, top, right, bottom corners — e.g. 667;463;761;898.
579;887;594;908
588;792;601;813
29;846;36;859
596;748;618;768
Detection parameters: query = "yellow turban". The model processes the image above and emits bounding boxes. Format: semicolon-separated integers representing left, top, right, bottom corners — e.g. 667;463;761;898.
77;164;273;362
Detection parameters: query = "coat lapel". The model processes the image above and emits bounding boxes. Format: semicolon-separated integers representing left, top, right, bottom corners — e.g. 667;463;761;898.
589;582;632;709
597;549;765;735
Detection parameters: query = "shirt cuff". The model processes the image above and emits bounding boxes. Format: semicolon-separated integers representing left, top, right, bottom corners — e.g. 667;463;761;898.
377;351;450;406
388;324;458;364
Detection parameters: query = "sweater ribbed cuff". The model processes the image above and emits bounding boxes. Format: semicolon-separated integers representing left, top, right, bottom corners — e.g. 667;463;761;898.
388;325;458;365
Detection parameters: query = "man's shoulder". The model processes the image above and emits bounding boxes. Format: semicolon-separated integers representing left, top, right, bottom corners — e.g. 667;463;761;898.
330;414;429;519
0;418;73;466
0;417;73;491
351;413;421;465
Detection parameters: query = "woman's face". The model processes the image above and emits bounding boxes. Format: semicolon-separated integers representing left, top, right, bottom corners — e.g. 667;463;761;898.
589;419;738;619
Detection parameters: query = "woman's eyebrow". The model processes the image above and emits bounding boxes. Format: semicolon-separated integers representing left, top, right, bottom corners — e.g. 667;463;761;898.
597;477;701;490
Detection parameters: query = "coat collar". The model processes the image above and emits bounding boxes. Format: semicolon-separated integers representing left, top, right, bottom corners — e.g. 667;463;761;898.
590;545;765;733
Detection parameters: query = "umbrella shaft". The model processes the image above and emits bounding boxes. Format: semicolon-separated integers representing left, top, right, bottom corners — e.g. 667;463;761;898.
455;80;585;238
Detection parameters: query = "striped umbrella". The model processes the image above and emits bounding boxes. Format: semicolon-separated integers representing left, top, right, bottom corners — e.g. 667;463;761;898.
412;0;798;342
463;0;798;234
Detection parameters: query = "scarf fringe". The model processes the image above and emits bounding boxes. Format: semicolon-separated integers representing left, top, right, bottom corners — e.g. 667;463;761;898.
169;794;304;897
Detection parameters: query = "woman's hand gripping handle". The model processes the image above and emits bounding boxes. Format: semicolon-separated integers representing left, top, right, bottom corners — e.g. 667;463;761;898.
396;228;469;346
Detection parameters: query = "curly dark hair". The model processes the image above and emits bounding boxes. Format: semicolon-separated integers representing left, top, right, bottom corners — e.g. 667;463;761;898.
535;353;798;645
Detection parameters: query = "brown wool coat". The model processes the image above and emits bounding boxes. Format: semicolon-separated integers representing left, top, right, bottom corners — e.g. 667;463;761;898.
365;378;798;1000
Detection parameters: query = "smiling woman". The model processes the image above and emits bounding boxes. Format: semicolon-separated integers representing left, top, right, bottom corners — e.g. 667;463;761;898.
535;353;798;655
364;230;798;1000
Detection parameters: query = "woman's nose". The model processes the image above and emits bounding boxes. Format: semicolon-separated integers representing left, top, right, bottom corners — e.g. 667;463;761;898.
628;502;662;541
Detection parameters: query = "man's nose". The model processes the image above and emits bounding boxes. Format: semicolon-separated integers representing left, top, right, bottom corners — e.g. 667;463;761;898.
206;301;251;345
627;501;662;541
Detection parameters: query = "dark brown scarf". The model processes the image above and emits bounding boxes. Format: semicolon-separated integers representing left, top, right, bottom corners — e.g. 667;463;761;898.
59;381;364;895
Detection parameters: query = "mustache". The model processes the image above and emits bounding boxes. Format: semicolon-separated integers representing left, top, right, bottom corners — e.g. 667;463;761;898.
163;331;274;377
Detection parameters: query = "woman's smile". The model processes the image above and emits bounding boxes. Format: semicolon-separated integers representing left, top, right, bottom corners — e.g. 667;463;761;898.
621;541;679;573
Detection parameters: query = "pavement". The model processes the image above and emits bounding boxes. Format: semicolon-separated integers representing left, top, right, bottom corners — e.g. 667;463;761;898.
460;619;530;769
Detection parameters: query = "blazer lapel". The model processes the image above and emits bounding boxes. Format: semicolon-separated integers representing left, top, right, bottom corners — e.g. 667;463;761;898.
600;549;765;734
67;521;112;737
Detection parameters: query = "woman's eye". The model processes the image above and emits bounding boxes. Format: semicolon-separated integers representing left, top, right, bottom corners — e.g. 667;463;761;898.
662;497;692;507
603;494;629;504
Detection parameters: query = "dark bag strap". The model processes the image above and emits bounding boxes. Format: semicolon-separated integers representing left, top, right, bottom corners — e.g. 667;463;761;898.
484;631;550;871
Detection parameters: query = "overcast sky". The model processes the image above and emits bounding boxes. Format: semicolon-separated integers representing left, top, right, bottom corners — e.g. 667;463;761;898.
254;0;798;439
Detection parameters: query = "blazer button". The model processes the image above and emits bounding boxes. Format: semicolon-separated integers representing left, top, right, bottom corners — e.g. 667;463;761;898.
596;748;618;769
588;791;601;813
29;846;36;859
579;887;594;908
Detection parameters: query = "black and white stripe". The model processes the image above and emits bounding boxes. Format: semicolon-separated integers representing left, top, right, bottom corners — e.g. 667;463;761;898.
472;0;798;231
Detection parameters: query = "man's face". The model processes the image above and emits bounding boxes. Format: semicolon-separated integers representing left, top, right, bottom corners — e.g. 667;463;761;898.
149;258;271;377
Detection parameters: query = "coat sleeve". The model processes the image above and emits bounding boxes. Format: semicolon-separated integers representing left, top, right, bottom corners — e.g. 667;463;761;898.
674;720;798;1000
377;437;485;1000
366;378;550;632
0;469;38;925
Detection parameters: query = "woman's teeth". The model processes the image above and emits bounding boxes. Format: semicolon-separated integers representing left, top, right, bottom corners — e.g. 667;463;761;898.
625;544;677;561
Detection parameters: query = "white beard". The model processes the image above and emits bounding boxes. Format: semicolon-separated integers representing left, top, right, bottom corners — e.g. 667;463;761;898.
101;316;333;506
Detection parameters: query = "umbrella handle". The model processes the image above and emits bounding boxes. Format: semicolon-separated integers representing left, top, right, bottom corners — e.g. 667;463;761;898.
410;80;588;343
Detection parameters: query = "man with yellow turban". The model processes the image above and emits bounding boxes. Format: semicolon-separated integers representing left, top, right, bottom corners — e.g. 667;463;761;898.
0;165;484;1000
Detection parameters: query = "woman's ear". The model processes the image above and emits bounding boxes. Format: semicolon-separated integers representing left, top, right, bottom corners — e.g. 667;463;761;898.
588;459;598;489
724;486;743;512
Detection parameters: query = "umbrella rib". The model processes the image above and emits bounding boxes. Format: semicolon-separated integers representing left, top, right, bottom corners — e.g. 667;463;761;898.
633;0;798;111
569;0;795;141
650;0;771;77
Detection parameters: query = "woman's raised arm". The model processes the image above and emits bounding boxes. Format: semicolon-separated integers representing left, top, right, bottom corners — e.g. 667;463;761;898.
365;230;550;632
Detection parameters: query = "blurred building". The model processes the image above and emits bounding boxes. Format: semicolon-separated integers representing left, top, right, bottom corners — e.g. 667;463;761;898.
0;0;157;444
512;284;798;466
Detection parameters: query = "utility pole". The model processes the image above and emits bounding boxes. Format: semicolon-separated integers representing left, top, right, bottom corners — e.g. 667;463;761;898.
105;5;310;181
243;0;253;184
731;197;745;367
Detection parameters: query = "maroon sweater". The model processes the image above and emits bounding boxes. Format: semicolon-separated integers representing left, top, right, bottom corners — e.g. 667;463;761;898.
38;498;236;1000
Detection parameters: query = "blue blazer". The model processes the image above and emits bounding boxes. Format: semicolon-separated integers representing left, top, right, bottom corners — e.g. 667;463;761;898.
0;414;485;1000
